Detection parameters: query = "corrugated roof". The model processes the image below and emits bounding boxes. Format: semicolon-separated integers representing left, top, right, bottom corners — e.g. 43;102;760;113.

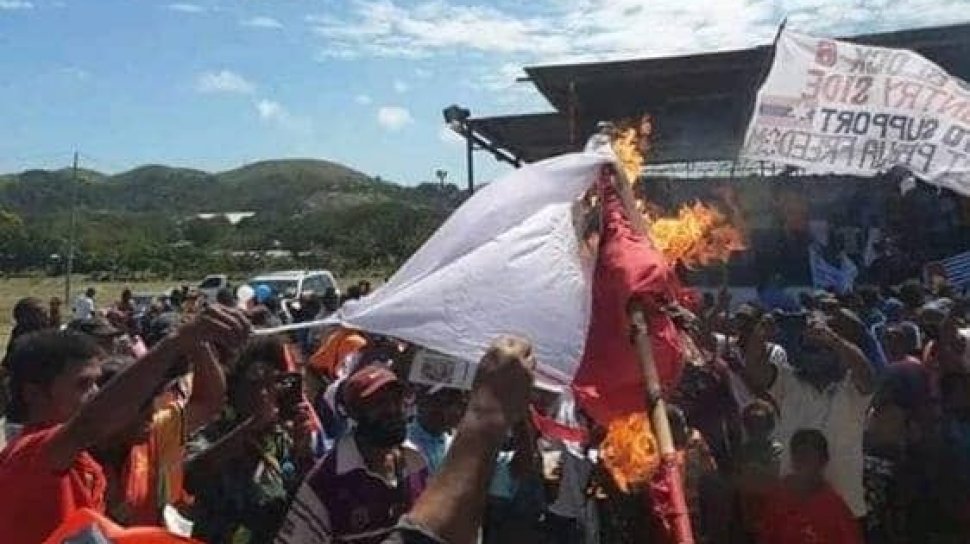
524;22;970;119
466;22;970;165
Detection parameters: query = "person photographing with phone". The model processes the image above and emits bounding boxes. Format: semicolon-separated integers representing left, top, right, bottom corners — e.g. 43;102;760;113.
276;363;429;544
185;334;319;544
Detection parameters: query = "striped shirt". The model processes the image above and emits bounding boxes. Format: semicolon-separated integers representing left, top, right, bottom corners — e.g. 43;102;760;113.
275;433;428;544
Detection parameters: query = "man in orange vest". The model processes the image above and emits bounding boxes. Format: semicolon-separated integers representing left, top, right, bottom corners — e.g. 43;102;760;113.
0;306;250;544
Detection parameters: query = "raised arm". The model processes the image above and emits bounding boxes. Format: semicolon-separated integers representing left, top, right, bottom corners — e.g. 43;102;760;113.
184;415;273;493
704;285;732;338
405;335;535;544
806;319;874;395
47;307;250;471
936;299;969;375
184;342;228;435
739;316;776;394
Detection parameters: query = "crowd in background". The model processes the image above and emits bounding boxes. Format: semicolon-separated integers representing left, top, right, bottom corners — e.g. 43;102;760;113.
0;268;967;543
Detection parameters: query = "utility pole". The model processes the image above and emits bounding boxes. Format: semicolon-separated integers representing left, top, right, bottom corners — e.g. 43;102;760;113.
434;168;447;188
64;151;78;306
465;132;475;194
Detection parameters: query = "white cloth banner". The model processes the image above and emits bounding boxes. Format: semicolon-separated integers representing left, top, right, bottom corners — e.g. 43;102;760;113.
742;29;970;196
334;152;611;386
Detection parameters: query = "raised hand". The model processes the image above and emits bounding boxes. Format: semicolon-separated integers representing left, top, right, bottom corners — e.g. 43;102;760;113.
291;400;317;447
804;318;841;348
716;285;732;310
179;305;252;352
472;335;536;426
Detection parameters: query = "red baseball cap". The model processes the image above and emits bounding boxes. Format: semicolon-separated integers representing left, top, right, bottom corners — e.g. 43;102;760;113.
342;365;402;416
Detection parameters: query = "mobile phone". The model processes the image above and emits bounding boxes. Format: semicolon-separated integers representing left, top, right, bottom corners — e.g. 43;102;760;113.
276;372;303;421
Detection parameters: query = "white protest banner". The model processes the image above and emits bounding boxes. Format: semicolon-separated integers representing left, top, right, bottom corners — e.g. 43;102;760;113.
742;29;970;196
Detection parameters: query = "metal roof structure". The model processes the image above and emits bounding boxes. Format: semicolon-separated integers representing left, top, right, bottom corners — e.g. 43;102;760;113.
464;22;970;166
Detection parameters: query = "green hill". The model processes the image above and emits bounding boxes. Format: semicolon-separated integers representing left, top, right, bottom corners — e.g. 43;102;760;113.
0;158;455;215
0;159;463;276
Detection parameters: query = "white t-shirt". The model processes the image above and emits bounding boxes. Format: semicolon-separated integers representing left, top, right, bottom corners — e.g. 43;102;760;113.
73;295;95;319
957;328;970;371
723;339;789;411
714;333;788;412
735;358;872;517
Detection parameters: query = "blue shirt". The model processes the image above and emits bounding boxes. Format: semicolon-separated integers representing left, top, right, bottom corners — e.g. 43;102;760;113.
406;422;452;475
488;451;518;500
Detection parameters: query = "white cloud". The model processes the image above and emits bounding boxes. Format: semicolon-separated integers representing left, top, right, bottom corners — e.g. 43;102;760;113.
59;67;90;81
304;13;333;25
355;94;373;105
255;99;312;134
256;99;284;121
393;79;409;93
306;0;970;65
308;1;568;59
472;61;549;111
241;16;283;29
478;62;526;92
438;124;464;146
0;0;33;9
166;3;205;14
377;106;413;131
196;70;256;94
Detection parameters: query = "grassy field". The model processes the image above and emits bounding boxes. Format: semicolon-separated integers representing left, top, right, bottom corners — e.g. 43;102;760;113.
0;274;385;356
0;276;175;354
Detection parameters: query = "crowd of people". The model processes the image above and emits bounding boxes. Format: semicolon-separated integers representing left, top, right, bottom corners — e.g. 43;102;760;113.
0;273;967;544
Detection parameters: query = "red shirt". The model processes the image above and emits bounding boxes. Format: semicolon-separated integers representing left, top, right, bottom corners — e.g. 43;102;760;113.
0;425;107;544
759;479;862;544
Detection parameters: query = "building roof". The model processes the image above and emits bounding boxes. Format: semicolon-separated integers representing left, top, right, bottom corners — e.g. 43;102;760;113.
195;211;256;225
468;113;576;163
468;22;970;165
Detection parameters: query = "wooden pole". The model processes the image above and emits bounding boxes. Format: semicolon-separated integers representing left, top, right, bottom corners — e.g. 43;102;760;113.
602;160;694;542
64;150;78;306
629;305;694;544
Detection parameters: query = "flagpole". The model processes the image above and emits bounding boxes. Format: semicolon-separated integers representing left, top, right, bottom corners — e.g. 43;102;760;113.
629;304;694;544
251;316;337;336
605;160;694;543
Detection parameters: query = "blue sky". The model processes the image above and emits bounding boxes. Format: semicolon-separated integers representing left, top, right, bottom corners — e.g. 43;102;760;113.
0;0;967;185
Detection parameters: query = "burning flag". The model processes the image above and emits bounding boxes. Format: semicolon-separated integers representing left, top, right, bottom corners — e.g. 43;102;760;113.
329;116;741;541
571;164;684;424
610;114;746;269
601;412;661;493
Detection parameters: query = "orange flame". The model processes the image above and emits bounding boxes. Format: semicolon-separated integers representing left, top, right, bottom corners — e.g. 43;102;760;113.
648;202;747;269
601;412;661;493
613;126;644;186
610;115;746;268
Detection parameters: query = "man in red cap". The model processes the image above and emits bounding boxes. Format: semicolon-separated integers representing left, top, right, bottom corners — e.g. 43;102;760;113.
277;364;428;544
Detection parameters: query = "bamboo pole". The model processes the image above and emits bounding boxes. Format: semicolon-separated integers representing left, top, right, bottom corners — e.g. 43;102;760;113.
603;159;694;543
629;304;694;544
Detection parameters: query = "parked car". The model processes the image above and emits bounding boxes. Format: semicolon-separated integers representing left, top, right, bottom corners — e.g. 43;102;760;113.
130;292;162;314
198;274;230;301
247;270;341;302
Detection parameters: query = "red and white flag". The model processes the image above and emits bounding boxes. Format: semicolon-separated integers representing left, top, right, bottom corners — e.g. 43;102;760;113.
335;151;683;423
